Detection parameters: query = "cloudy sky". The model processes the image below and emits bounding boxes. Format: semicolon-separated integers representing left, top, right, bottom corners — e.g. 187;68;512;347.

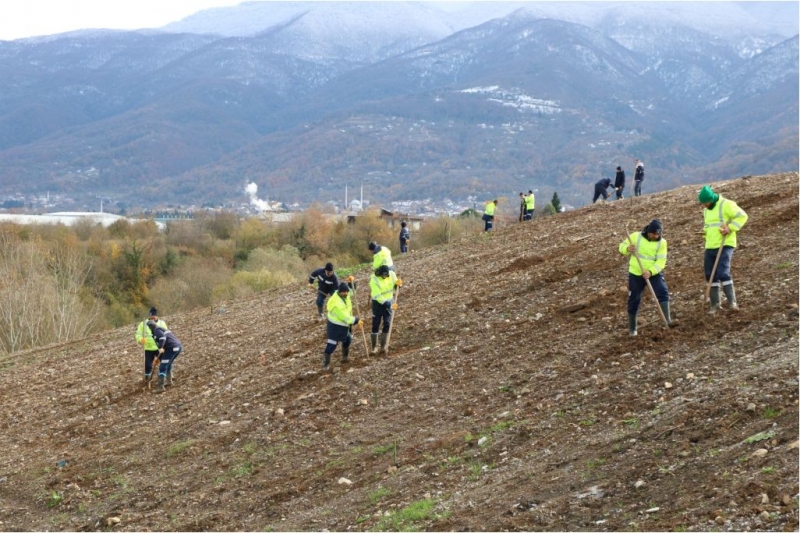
0;0;258;40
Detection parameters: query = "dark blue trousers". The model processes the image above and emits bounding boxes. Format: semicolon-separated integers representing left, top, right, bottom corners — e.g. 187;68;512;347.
627;273;669;315
325;322;352;355
704;247;734;283
371;299;393;334
143;350;159;376
315;291;331;308
158;346;182;377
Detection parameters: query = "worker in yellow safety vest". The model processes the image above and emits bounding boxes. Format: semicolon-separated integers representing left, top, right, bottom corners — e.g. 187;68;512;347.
323;282;361;371
524;190;535;220
369;265;403;354
134;307;168;385
368;241;394;272
619;220;671;336
483;199;498;231
698;185;748;313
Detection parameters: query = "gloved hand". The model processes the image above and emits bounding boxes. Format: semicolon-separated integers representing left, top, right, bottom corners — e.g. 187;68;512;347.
353;317;360;325
392;303;398;310
140;338;146;345
396;278;403;287
347;275;355;283
308;283;314;291
357;321;364;329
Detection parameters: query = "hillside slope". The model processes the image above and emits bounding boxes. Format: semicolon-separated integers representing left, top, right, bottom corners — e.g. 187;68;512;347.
0;173;797;532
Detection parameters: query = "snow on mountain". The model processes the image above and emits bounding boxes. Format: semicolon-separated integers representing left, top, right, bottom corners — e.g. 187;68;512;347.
162;1;798;44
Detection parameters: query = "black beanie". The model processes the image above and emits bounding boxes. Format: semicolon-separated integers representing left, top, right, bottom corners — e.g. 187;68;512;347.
338;282;351;292
149;307;158;316
646;219;662;235
368;242;377;251
325;262;333;271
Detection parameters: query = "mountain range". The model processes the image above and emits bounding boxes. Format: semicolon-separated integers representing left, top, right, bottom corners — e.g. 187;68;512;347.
0;1;796;209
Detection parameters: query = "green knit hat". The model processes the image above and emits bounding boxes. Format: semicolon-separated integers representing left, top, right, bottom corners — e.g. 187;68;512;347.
698;185;718;204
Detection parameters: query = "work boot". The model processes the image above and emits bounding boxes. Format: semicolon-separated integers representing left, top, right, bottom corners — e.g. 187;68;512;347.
658;301;673;326
708;285;721;314
322;353;331;371
153;375;166;394
165;371;173;387
722;283;739;311
379;332;388;353
628;313;637;336
341;344;349;363
370;333;379;354
317;305;324;321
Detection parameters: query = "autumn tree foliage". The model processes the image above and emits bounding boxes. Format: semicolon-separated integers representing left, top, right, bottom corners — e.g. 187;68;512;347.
0;209;483;355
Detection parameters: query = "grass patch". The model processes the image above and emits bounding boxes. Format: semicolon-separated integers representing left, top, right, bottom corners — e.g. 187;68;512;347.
373;443;395;456
374;497;446;531
368;486;392;505
47;490;63;508
743;430;775;444
231;462;254;478
243;442;257;454
761;466;775;474
440;456;463;469
468;460;491;480
111;473;129;489
579;418;596;426
586;458;606;471
168;439;198;457
488;420;515;432
622;417;639;428
371;440;399;464
761;407;780;419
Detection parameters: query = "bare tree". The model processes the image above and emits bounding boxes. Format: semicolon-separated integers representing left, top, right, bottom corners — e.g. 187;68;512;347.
0;235;100;356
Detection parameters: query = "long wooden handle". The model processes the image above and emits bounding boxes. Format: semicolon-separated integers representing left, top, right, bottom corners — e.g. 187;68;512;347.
704;232;728;303
626;232;669;328
384;285;401;354
350;282;370;357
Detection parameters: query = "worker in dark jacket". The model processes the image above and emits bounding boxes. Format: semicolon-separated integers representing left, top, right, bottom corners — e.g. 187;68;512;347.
308;262;339;320
146;321;183;393
614;166;626;200
399;222;410;254
593;177;614;203
634;159;645;196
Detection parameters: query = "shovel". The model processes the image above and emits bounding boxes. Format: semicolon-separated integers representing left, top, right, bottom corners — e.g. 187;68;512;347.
625;230;670;329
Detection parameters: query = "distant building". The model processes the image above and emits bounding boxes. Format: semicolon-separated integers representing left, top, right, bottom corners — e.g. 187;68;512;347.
378;209;423;231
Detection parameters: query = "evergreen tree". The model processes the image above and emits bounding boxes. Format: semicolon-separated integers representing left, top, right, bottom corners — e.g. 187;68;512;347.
551;192;562;213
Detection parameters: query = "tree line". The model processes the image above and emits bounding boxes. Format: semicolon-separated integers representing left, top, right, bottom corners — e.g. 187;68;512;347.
0;195;566;357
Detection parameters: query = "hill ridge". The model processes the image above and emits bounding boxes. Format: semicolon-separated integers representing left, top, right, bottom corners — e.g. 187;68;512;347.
0;172;797;531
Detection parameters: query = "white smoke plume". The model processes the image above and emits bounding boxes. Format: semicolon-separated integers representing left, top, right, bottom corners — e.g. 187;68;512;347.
245;182;271;211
